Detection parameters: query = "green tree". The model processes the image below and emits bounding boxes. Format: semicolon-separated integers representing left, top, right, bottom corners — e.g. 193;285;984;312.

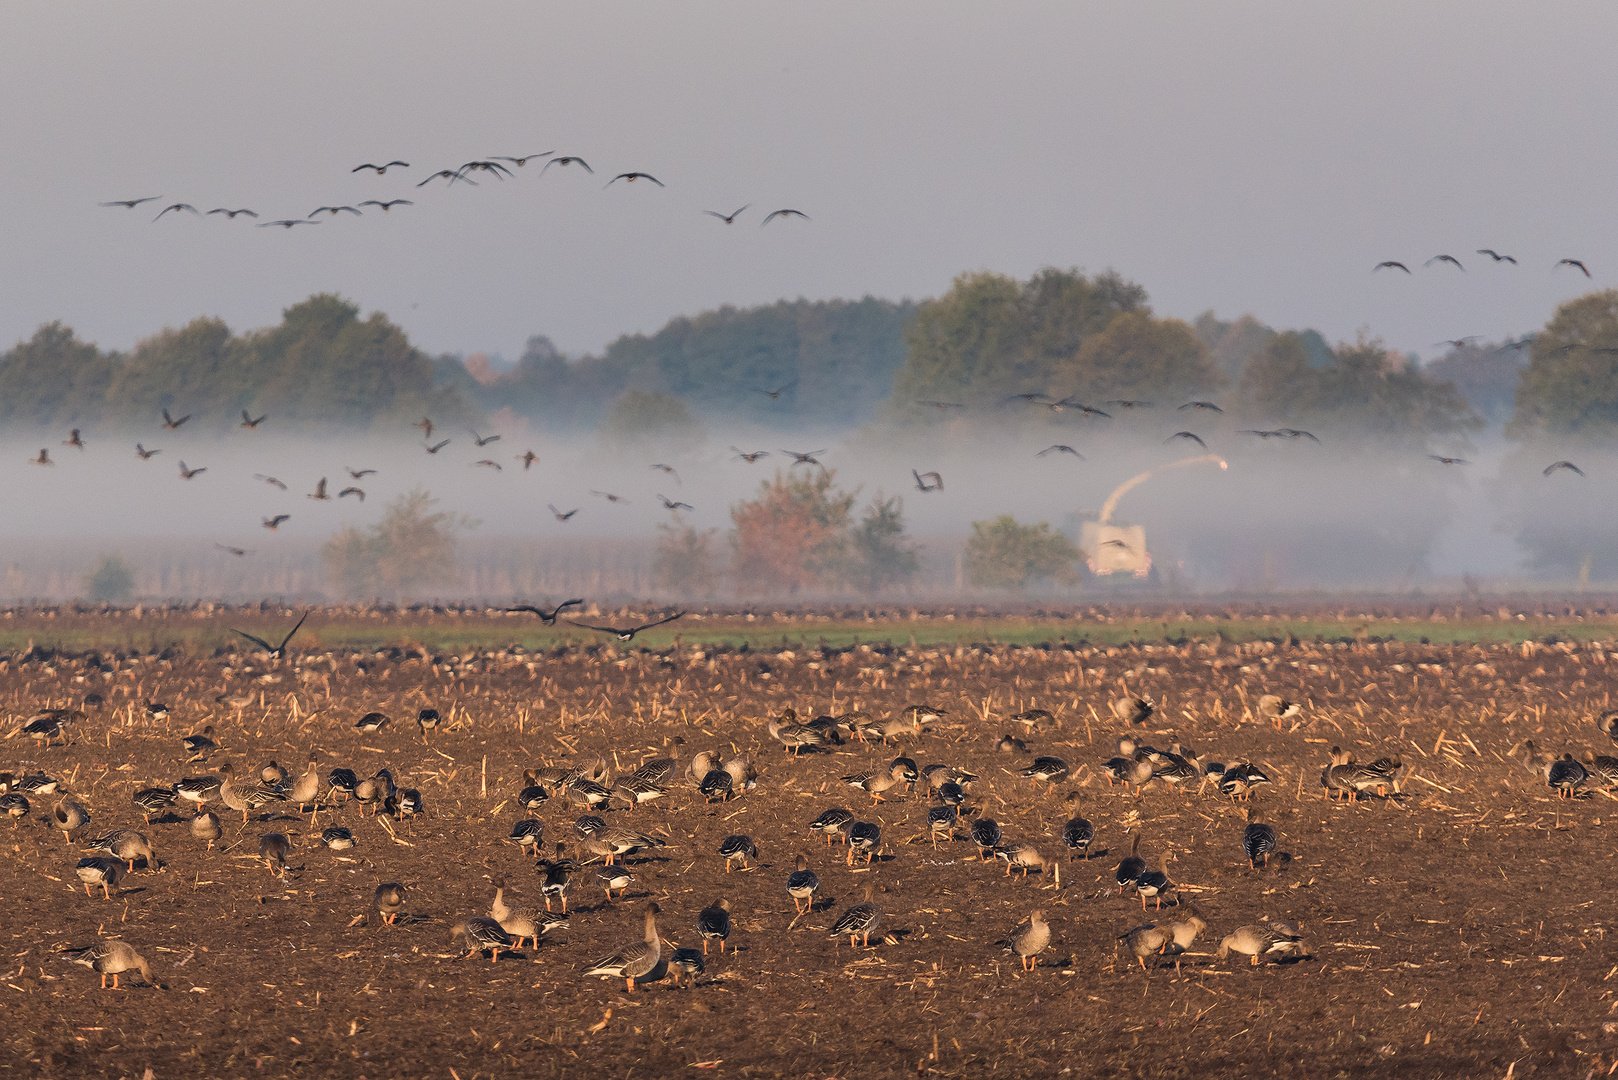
322;489;470;599
846;494;919;592
730;469;856;595
653;523;721;596
1239;331;1480;440
598;390;706;452
104;316;243;428
964;516;1080;589
1052;311;1220;404
888;267;1163;417
1509;290;1618;438
84;554;136;603
0;323;117;426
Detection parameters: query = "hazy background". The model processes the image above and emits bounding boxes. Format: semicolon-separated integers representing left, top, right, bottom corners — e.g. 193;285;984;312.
5;2;1616;361
2;2;1617;600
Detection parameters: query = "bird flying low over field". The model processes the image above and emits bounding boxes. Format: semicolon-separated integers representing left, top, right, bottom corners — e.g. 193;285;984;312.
566;611;685;641
507;600;584;624
230;611;309;659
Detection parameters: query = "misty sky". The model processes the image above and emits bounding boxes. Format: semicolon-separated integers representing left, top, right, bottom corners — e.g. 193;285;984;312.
6;2;1618;365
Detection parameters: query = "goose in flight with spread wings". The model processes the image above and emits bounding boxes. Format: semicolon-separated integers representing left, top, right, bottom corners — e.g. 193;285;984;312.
101;196;162;209
566;611;685;642
472;431;501;447
1373;261;1411;273
761;209;810;225
1544;460;1585;477
352;161;409;174
259;219;319;228
492;153;552;167
153;203;199;221
541;156;593;175
178;461;206;479
548;504;579;522
230;611;309;659
705;205;749;224
1477;249;1517;264
1428;455;1469;466
912;470;943;492
162;407;190;429
135;444;160;459
262;514;290;530
424;440;450;454
1037;445;1083;459
1165;431;1207;448
308;478;330;501
657;494;694;511
1425;254;1465;271
507;599;585;624
240;410;266;428
207;208;258;219
608;172;664;187
254;474;287;490
1555;259;1592;278
347;467;376;479
338;487;365;501
731;447;769;462
782;449;825;466
357;199;412;212
591;490;628;504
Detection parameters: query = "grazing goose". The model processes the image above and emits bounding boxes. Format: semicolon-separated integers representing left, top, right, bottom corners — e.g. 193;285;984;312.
583;904;664;992
1111;695;1155;725
174;777;221;809
970;817;1002;861
1004;909;1051;971
922;764;979;792
509;819;546;858
718;834;757;872
1061;814;1095;860
841;764;904;803
287;757;322;812
373;883;408;925
1342;757;1400;799
416;708;442;738
1167;907;1208;963
1116;834;1146;893
630;756;677;783
698;767;734;802
260;761;289;786
997;734;1029;753
1243;809;1278;868
686;750;719;787
567;776;615;809
0;783;28;826
259;832;292;877
668;948;705;987
612;775;668;811
321;826;355;850
1217;922;1309;965
1101;757;1132;787
596;865;634;901
847;821;882;866
490;879;567;947
1150;752;1199;794
1547;753;1589;798
516;770;550;810
190;811;222;848
51;796;90;841
1007;708;1055;732
926;804;958;848
1220;762;1273;802
354;769;396;816
23;709;75;747
589;827;667;866
809;807;855;846
76;856;125;899
786;853;820;913
452;917;515;962
1121;923;1172;970
768;717;829;754
1320;746;1358;801
17;773;60;796
396;789;424;819
697;898;732;954
1135;851;1175;910
829;885;883;947
61;940;160;989
996;843;1054;880
858;714;922;745
217;763;288;823
1019;756;1069;784
1581;750;1618;791
133;786;177;823
889;756;920;793
326;768;359;803
722;754;758;796
1257;694;1301;725
354;711;389;732
1597;711;1618;744
573;815;607;839
538;844;576;912
181;726;217;755
935;781;967;808
84;829;157;872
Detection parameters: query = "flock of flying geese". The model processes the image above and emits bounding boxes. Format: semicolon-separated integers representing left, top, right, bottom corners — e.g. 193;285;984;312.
99;155;809;231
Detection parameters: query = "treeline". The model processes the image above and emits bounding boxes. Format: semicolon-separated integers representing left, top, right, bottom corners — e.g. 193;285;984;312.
7;271;1614;439
0;295;479;433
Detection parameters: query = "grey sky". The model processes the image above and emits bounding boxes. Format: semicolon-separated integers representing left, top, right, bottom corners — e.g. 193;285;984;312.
5;1;1616;364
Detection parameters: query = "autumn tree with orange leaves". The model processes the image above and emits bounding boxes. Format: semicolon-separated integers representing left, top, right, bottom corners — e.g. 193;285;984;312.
730;469;856;595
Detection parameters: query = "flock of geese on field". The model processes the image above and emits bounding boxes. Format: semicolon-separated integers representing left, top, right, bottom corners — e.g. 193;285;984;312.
13;664;1618;992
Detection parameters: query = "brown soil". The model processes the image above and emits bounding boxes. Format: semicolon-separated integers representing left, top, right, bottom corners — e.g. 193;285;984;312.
2;628;1616;1078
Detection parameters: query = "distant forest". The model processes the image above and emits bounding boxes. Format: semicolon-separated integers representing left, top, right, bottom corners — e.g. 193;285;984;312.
2;269;1604;439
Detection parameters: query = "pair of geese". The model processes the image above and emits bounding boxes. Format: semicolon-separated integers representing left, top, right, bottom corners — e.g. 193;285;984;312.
1120;910;1308;970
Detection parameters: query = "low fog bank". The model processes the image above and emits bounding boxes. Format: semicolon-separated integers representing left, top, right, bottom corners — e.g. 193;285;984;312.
0;418;1611;602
